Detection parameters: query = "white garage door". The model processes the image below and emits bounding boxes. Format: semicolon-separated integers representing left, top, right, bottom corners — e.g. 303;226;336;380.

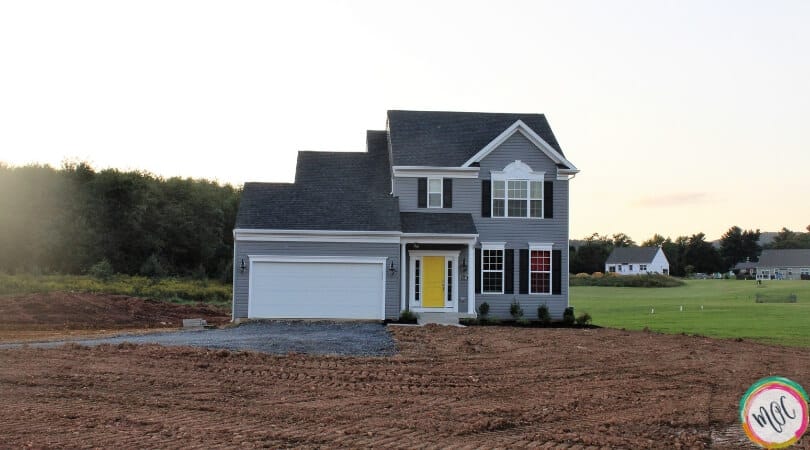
249;257;385;319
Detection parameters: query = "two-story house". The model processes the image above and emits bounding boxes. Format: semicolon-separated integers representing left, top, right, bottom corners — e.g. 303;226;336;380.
232;110;578;321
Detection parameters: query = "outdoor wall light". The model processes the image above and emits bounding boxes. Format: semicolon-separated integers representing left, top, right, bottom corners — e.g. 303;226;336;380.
240;258;246;273
389;259;398;276
460;257;468;279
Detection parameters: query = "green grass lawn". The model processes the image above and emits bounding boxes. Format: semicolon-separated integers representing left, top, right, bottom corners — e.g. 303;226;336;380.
571;279;810;347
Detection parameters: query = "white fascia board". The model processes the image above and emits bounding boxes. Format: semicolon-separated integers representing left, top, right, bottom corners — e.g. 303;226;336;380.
557;168;579;181
462;120;579;172
234;229;401;244
529;242;554;249
248;255;388;265
401;234;478;245
392;166;480;179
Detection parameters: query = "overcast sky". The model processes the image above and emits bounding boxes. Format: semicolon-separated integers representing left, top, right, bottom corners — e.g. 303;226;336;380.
1;0;808;240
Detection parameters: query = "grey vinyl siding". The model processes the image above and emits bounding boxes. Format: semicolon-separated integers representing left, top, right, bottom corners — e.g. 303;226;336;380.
756;266;809;280
394;132;571;320
233;240;400;320
476;133;570;319
395;177;479;213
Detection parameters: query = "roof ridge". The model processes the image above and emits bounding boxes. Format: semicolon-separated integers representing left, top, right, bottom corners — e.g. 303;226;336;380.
388;109;547;116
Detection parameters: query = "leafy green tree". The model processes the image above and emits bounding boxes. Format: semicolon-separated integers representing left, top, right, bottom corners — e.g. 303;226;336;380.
662;236;688;277
641;234;667;248
767;227;810;249
719;226;761;268
611;233;636;248
0;162;241;277
570;233;613;274
683;233;723;273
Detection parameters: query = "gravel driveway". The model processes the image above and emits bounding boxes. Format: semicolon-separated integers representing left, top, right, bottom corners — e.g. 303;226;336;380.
0;321;397;356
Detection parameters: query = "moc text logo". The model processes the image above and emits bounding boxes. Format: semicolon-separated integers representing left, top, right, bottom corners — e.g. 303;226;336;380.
740;377;808;449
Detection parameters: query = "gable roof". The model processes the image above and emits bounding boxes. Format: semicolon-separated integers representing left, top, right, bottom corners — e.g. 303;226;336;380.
387;110;566;167
606;247;661;264
235;130;401;231
400;212;477;235
733;261;758;270
757;249;810;267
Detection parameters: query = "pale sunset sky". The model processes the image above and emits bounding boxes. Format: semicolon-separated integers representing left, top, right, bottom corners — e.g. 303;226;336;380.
1;1;808;241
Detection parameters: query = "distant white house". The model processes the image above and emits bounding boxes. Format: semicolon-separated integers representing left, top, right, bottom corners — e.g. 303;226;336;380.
605;247;670;275
756;249;810;280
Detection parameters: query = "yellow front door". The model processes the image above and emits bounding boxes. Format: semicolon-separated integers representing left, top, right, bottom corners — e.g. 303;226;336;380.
422;256;445;308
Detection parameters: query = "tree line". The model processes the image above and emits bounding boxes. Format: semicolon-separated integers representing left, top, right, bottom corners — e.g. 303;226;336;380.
570;225;810;277
0;162;240;280
3;161;807;280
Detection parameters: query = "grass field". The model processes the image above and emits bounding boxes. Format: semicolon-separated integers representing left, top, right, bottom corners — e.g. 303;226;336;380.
571;279;810;347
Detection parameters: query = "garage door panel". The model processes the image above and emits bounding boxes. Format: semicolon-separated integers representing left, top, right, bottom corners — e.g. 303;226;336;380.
249;261;384;319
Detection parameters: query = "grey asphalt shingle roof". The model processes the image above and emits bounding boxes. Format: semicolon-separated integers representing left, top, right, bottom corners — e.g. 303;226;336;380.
235;130;401;231
400;212;477;235
733;261;758;270
758;249;810;267
605;247;661;264
387;110;565;167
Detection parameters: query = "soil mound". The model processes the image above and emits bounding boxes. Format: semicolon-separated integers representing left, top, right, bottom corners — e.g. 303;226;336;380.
0;292;229;331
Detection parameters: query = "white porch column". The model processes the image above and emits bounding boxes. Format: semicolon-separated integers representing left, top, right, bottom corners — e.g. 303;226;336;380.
467;242;475;315
400;243;407;312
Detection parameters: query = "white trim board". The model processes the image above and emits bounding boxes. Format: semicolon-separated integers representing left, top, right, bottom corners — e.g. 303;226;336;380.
392;166;480;179
462;119;579;172
234;229;401;244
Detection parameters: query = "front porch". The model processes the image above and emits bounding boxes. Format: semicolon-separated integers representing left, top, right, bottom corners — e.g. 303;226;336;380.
399;238;478;318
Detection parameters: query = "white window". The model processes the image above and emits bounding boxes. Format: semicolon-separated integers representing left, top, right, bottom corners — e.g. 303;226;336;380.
481;244;504;294
801;268;810;276
529;245;552;294
608;265;616;273
639;264;647;271
492;179;542;218
428;178;442;208
629;264;634;271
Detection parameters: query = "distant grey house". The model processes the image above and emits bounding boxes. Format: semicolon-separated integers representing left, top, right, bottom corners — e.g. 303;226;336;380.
232;110;579;321
733;260;758;278
756;249;810;280
605;247;669;275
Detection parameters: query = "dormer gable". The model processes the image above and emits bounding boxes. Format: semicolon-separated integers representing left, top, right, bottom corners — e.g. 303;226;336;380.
462;120;578;177
386;111;578;180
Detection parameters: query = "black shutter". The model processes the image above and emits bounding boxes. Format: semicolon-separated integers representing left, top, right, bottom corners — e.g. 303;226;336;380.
552;250;562;295
417;178;427;208
443;178;452;208
475;248;481;294
544;181;553;218
481;180;491;217
504;249;514;294
519;249;529;294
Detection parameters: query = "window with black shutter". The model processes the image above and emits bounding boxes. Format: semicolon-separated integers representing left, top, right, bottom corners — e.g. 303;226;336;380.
504;249;514;294
417;178;427;208
481;180;491;217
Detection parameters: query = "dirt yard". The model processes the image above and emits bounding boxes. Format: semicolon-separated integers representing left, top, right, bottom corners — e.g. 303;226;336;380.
2;321;810;448
0;292;230;342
